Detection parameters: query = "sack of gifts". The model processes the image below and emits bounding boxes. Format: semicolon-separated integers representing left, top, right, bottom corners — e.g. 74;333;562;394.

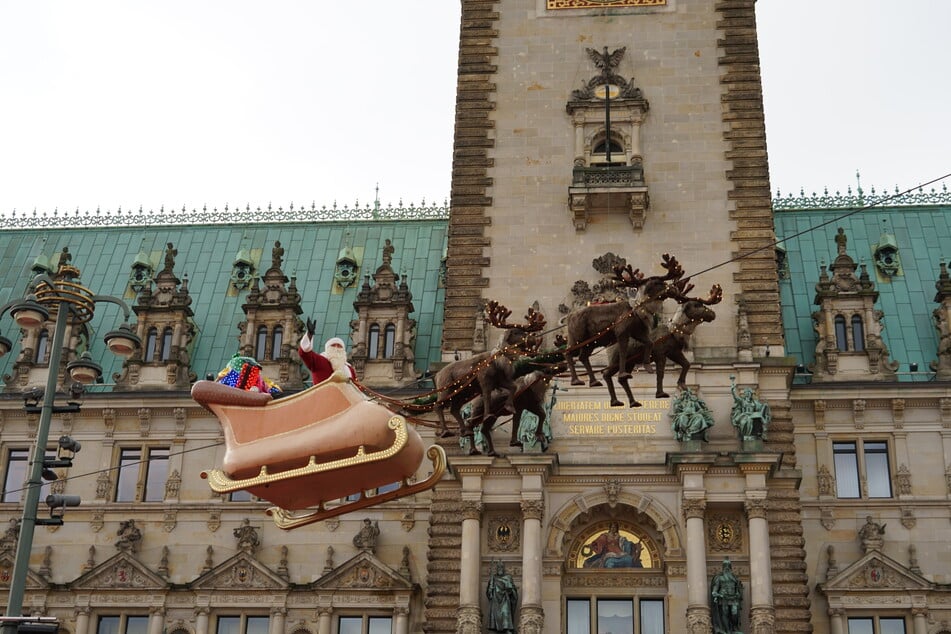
215;355;282;396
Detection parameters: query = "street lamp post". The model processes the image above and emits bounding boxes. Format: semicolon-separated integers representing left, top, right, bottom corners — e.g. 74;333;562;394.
0;255;139;633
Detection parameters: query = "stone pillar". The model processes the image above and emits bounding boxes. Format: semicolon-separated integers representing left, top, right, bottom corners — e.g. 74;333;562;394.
148;608;165;634
519;498;545;634
913;608;928;634
828;608;845;634
195;607;209;634
394;606;409;634
317;608;332;634
682;496;711;634
268;608;286;634
74;608;90;634
572;112;586;164
457;499;484;634
743;462;776;634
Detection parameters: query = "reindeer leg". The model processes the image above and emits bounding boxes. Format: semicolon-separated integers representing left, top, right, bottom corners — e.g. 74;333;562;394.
435;401;455;438
617;335;632;381
568;351;585;386
667;348;690;393
579;348;603;387
654;354;669;398
602;357;624;407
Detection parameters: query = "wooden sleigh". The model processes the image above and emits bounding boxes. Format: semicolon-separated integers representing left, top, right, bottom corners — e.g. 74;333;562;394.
192;375;446;530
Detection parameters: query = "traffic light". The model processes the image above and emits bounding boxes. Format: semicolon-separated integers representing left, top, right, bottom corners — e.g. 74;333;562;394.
36;494;80;526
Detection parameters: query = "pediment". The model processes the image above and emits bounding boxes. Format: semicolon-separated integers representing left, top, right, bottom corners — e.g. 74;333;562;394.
313;551;412;592
823;550;931;593
70;552;167;590
191;552;288;591
0;553;48;590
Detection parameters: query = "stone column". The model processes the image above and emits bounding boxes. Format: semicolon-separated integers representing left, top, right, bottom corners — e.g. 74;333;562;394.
746;496;775;634
828;608;845;634
268;608;286;634
519;498;545;634
913;608;928;634
74;607;90;634
394;606;410;634
682;496;711;634
317;608;332;634
195;607;209;634
148;608;165;634
457;499;484;634
572;112;586;164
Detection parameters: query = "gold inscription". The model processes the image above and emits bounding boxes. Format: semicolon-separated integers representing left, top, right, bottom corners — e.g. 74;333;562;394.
547;0;666;9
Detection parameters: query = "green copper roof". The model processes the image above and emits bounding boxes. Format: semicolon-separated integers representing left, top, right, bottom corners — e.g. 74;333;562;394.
0;220;447;388
775;204;951;379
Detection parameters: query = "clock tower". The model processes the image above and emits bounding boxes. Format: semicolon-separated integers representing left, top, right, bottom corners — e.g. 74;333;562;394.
437;2;809;634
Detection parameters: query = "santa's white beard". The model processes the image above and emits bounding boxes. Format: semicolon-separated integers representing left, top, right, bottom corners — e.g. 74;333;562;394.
321;347;349;376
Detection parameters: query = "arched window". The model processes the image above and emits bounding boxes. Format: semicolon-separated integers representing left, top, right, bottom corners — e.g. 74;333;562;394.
255;326;268;360
145;328;158;361
383;324;396;358
591;135;625;167
368;325;380;359
271;325;283;360
851;315;865;352
35;330;49;364
160;327;174;361
834;316;848;351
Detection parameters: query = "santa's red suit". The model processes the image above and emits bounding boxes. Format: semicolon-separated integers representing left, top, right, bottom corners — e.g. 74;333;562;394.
298;335;357;384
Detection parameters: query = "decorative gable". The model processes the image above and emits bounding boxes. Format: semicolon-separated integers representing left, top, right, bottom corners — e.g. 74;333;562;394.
70;552;167;591
809;227;899;381
822;550;931;595
0;553;49;590
313;550;412;592
349;239;418;387
237;241;305;389
116;242;198;390
191;552;288;591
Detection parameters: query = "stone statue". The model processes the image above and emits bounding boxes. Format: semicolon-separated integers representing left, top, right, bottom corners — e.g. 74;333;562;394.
729;375;771;441
710;558;743;634
163;242;178;273
858;515;885;552
670;388;714;442
233;518;260;553
486;560;518;633
382;239;394;267
116;519;142;553
353;518;380;552
272;241;284;269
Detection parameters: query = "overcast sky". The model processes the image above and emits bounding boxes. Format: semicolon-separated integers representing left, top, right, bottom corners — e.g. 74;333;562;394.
0;1;948;215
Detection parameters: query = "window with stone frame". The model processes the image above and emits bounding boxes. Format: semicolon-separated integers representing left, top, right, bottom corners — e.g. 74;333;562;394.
96;614;149;634
338;615;392;634
846;616;906;634
566;597;665;634
115;446;170;502
228;489;254;502
2;447;55;503
35;328;50;363
215;615;269;634
833;440;892;499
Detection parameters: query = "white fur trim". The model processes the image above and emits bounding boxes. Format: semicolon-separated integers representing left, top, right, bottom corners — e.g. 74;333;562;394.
299;332;314;353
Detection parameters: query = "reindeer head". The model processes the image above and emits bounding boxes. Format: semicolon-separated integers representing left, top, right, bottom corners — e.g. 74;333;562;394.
668;283;723;324
485;300;547;355
613;253;685;301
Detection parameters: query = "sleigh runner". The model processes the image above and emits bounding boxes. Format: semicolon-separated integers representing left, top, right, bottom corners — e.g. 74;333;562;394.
192;376;446;529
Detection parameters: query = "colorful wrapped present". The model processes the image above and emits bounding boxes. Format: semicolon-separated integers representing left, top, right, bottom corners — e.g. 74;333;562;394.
215;355;282;396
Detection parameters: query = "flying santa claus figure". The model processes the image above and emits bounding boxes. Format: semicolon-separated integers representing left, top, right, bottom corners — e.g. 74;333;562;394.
298;317;357;384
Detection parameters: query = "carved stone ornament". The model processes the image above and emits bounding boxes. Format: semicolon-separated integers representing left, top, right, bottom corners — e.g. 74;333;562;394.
461;500;483;521
519;605;545;634
681;497;706;520
521;498;544;521
817;465;835;496
708;515;742;552
858;516;885;552
456;605;481;634
487;515;521;553
744;497;768;520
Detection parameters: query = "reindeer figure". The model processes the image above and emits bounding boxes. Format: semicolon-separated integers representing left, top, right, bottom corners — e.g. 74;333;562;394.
433;301;545;440
566;254;684;387
603;283;723;407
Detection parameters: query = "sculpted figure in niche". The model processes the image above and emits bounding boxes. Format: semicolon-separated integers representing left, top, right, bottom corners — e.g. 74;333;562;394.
670;388;714;443
729;375;771;440
485;560;518;633
858;516;885;552
710;557;743;634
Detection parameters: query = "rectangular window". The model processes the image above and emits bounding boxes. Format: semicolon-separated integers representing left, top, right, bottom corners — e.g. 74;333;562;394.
833;442;860;498
833;440;892;499
864;442;892;498
96;615;149;634
3;448;55;503
566;597;663;634
229;489;254;502
597;599;633;634
115;446;170;502
338;616;392;634
215;616;269;634
847;617;906;634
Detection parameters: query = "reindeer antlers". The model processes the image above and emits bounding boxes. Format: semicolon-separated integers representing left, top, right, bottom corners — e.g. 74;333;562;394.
612;253;684;289
667;282;723;305
485;300;547;332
